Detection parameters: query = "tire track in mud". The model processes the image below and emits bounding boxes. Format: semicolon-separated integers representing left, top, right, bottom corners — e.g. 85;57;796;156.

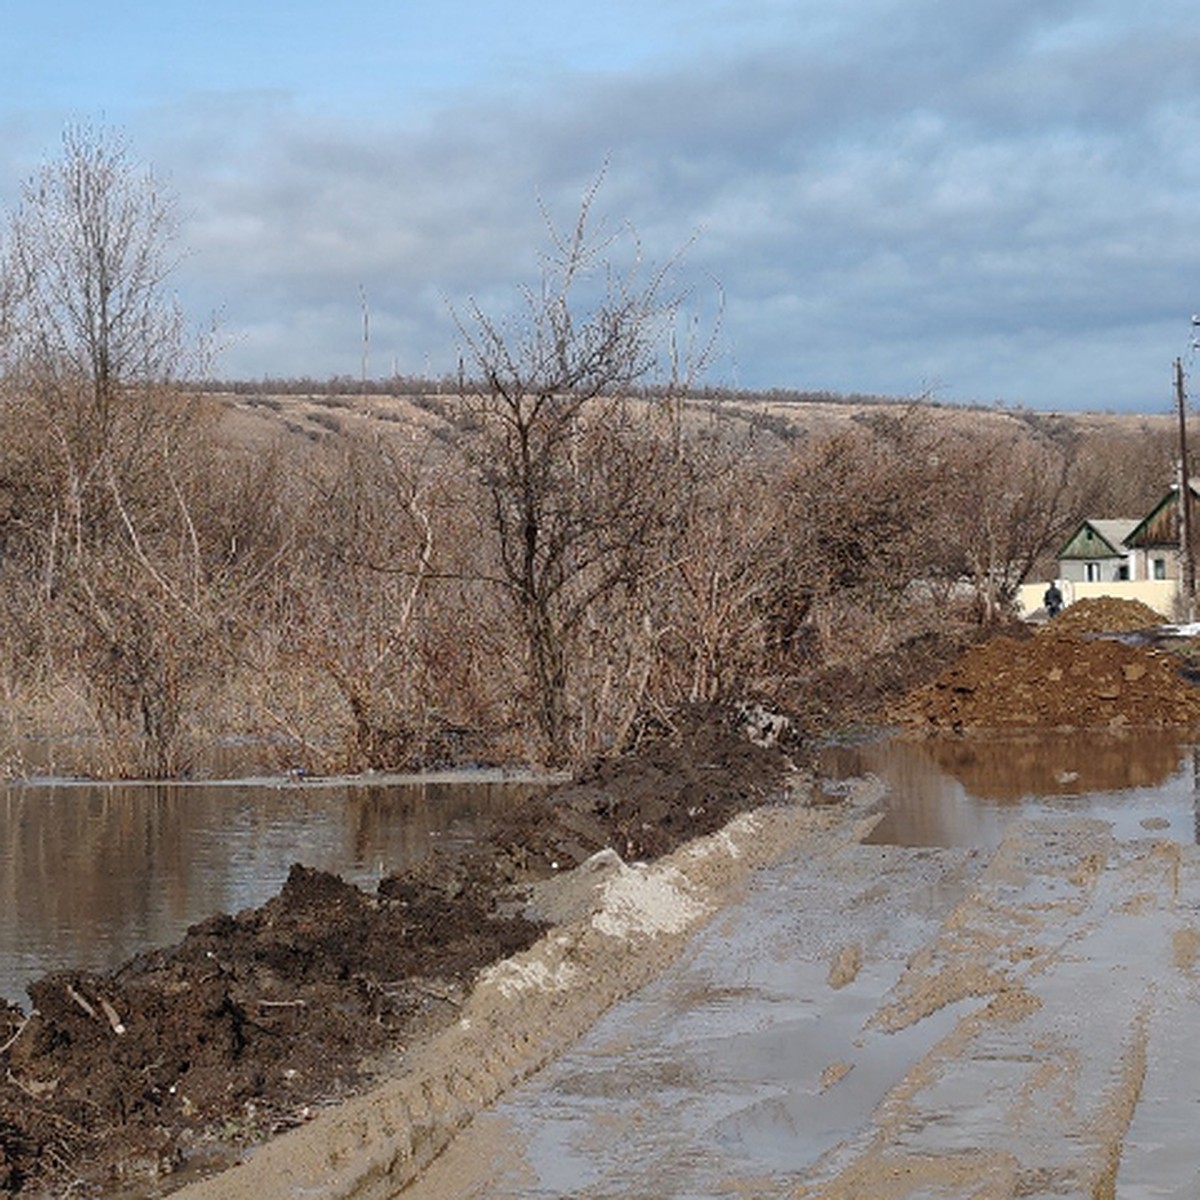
390;791;986;1200
792;819;1199;1199
171;778;879;1200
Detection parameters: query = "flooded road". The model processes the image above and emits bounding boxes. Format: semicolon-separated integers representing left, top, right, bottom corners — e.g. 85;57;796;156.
0;773;545;1005
10;732;1200;1197
387;733;1200;1200
10;734;1192;1011
823;729;1200;848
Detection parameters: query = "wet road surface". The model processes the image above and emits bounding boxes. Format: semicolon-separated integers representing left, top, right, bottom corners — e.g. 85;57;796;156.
397;801;1200;1197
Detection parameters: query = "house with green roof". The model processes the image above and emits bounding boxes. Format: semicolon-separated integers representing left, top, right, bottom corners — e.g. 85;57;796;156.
1055;518;1139;584
1017;483;1200;619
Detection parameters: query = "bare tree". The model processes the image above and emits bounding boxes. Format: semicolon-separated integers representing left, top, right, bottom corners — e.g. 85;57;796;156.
0;123;212;578
935;430;1077;622
0;124;221;773
659;433;790;705
454;180;708;758
1;124;197;461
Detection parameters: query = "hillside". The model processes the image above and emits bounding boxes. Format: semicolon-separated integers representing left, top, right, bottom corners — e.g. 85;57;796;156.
209;385;1181;456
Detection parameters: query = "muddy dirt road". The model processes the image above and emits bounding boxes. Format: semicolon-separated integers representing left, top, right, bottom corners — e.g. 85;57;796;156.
389;805;1199;1198
171;774;1200;1200
346;607;1200;1198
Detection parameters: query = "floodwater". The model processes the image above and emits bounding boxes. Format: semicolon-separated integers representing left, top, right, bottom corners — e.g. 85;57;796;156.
5;731;1198;1012
11;729;1200;1198
820;728;1200;848
0;771;546;1006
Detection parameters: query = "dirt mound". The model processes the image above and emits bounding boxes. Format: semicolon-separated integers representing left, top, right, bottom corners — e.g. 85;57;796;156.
786;626;1012;737
2;864;546;1194
888;631;1200;734
0;707;790;1197
1045;596;1164;635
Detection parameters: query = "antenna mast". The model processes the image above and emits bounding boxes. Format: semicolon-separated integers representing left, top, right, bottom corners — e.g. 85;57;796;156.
360;285;370;393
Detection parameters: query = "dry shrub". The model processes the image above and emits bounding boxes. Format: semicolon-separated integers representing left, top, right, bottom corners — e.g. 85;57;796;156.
3;388;1173;776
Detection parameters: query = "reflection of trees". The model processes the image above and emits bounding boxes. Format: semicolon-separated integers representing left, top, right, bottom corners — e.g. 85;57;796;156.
0;784;193;998
914;733;1187;802
342;782;543;869
823;734;1199;850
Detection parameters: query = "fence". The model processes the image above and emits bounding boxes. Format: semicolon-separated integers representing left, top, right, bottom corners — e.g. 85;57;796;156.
1014;579;1178;621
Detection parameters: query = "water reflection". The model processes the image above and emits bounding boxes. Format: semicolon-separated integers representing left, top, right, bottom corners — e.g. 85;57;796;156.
898;732;1186;801
821;732;1200;849
0;776;542;1006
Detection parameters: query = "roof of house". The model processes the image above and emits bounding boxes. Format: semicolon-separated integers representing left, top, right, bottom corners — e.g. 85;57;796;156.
1124;481;1200;550
1057;518;1139;560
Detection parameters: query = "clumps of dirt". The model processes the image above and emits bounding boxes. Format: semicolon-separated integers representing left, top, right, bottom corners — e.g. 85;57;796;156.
1044;596;1164;635
492;710;794;874
0;705;791;1197
889;627;1200;734
2;863;546;1194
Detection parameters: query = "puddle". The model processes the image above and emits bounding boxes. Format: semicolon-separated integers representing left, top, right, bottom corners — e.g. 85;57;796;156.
0;774;545;1005
820;731;1200;848
387;733;1200;1199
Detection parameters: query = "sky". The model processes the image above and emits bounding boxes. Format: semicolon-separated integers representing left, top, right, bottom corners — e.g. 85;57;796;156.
4;1;1200;411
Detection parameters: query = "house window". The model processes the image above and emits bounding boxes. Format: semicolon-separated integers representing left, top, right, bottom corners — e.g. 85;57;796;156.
1085;562;1100;582
1153;558;1167;580
1118;564;1129;580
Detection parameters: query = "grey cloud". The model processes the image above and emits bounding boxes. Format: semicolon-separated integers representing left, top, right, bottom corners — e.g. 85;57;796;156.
127;2;1200;404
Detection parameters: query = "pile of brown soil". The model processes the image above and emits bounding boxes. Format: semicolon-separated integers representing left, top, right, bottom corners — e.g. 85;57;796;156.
889;628;1200;734
1045;596;1164;635
787;626;1009;737
0;707;790;1197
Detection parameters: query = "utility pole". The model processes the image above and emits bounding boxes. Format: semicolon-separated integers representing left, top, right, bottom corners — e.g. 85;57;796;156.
1176;355;1196;622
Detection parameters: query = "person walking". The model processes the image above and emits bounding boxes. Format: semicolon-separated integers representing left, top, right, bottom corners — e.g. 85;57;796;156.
1043;582;1064;618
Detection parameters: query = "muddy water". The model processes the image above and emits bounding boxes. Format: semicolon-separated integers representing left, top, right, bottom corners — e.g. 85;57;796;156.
0;773;545;1006
820;729;1200;847
6;732;1195;1011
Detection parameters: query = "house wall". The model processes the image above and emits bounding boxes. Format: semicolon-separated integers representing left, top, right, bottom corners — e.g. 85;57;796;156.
1015;579;1177;620
1127;548;1178;583
1057;559;1128;584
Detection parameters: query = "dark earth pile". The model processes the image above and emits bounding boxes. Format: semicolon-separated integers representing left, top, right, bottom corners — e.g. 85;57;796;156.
889;598;1200;733
0;707;791;1198
787;626;999;737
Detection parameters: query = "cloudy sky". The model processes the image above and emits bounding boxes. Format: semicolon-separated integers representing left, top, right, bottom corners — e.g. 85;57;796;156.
4;0;1200;411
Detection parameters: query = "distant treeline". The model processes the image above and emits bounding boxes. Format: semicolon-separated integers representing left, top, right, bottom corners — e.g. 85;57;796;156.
188;375;911;408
